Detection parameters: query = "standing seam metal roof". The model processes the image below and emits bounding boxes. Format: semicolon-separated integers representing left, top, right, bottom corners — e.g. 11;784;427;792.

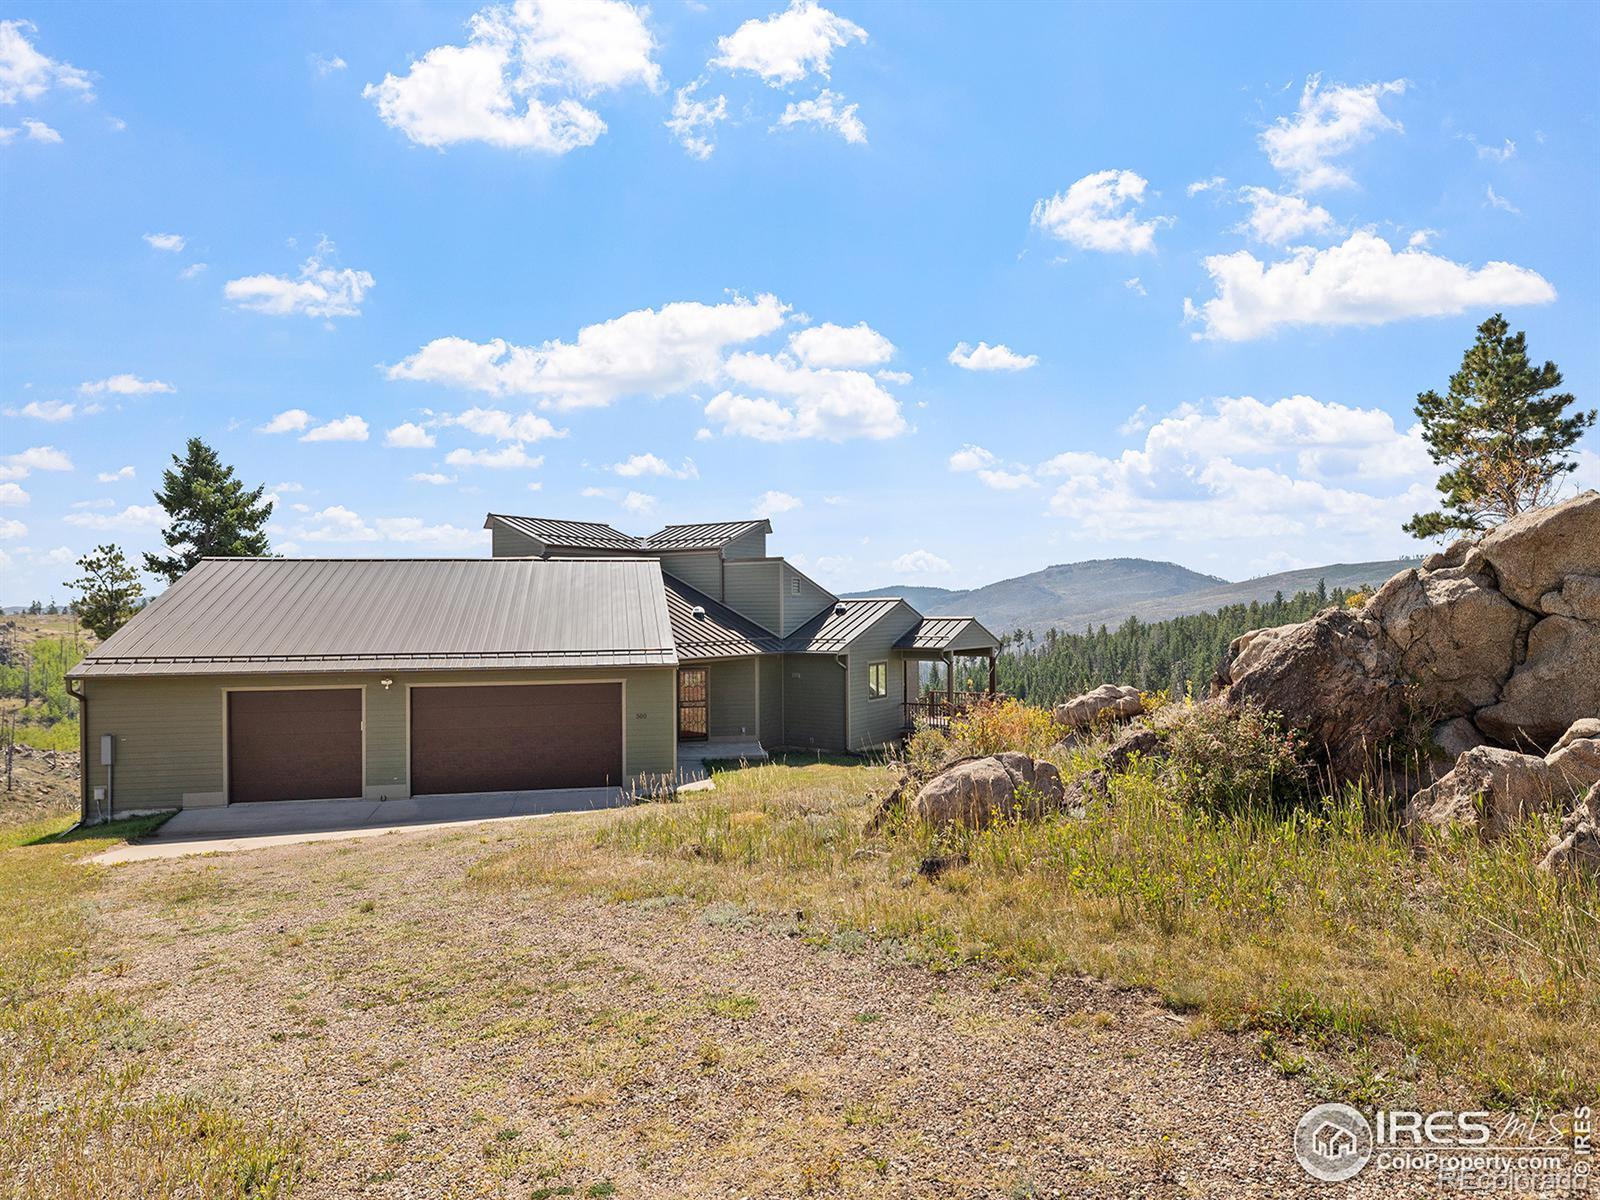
663;576;785;660
642;520;772;551
782;597;910;654
68;557;678;678
484;513;641;551
893;615;1002;653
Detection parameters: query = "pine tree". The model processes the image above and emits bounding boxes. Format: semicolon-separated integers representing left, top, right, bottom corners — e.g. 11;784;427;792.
144;437;274;583
1405;314;1594;539
66;545;145;641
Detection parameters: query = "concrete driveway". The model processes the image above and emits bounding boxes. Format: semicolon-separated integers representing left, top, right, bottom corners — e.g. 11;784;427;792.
91;787;627;865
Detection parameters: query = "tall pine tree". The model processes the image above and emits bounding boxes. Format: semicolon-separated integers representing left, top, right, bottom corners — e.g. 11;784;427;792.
65;544;145;640
1405;314;1594;539
145;437;274;583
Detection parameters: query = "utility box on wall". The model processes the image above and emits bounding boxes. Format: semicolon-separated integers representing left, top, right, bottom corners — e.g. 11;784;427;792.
100;734;114;766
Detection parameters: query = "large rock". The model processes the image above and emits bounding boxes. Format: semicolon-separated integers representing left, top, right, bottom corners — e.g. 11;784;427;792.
1471;490;1600;610
1546;734;1600;794
911;753;1065;829
1538;574;1600;620
1404;747;1567;839
1214;608;1404;780
1475;616;1600;749
1431;717;1487;760
1366;566;1528;716
1052;683;1144;731
1538;783;1600;880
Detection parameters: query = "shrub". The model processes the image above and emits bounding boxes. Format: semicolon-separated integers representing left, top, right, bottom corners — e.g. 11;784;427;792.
904;726;953;781
947;698;1057;759
1158;699;1310;813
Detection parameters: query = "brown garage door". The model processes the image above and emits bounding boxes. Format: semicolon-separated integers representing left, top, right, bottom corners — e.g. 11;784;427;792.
228;689;363;803
409;683;623;796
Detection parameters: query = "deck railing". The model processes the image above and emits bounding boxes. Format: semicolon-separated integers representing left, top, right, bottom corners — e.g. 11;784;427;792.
903;691;1003;729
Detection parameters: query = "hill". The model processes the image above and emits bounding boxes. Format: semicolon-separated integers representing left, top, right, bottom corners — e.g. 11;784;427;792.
851;556;1421;634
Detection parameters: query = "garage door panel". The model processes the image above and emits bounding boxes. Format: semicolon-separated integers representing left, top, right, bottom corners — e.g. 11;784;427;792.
228;689;363;803
409;683;622;795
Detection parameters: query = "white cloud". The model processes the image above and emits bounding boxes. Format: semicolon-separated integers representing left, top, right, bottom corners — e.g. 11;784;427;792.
38;545;76;566
947;341;1037;372
363;0;660;153
1468;135;1516;163
63;504;165;532
705;351;906;441
666;80;726;159
410;472;456;485
80;373;175;396
610;452;697;479
257;408;313;434
444;444;544;469
311;53;347;76
294;505;482;550
694;427;713;441
753;489;801;515
225;244;373;318
621;490;655;515
300;415;370;443
11;399;78;421
97;465;134;483
384;421;436;448
443;406;564;441
774;89;865;144
789;321;893;368
0;20;92;105
1124;277;1147;297
143;232;185;253
0;518;25;540
890;549;950;575
1485;185;1520;215
1186;175;1227;196
0;482;27;505
948;445;996;473
1031;170;1170;254
15;118;60;143
976;468;1035;490
1235;186;1335;245
1407;229;1436;249
948;444;1034;489
1118;405;1151;436
0;445;72;482
876;369;911;385
271;480;303;493
388;293;788;407
712;1;866;85
1185;231;1555;341
1260;75;1406;191
179;262;208;280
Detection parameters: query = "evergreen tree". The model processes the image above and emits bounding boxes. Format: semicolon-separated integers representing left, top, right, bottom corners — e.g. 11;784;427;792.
1405;315;1594;538
66;545;145;641
144;437;274;582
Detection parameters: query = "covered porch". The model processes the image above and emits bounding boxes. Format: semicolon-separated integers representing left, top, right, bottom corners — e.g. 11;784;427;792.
894;616;1004;731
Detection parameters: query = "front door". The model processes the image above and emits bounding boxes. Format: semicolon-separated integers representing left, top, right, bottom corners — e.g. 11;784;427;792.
678;668;708;740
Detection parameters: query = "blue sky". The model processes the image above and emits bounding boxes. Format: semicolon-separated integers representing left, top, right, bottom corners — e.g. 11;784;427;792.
3;0;1597;604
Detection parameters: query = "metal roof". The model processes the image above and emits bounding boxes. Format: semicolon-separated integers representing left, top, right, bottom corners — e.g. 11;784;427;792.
894;615;1001;654
642;520;771;551
663;576;784;661
69;557;677;678
783;597;910;654
485;513;641;551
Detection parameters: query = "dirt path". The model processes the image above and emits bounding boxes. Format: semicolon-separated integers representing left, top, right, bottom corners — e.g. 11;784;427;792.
86;820;1427;1198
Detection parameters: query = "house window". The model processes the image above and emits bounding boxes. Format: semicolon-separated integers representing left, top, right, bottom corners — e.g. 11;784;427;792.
867;661;888;699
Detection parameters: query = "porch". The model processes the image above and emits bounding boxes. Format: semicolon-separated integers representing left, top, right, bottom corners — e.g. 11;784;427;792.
894;613;1004;732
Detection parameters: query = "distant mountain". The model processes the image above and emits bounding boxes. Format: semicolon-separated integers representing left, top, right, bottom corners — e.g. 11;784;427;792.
849;556;1421;635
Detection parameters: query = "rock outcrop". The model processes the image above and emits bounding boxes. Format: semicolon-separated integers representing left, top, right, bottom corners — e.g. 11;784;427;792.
1538;783;1600;879
1404;725;1600;840
1475;616;1600;749
910;752;1065;829
1052;683;1144;731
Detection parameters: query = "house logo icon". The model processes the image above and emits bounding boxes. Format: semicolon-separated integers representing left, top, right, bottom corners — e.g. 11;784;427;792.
1295;1102;1374;1182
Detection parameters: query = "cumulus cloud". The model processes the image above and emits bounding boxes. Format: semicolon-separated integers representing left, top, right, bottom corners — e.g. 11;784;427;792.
947;444;1034;490
80;373;174;396
1031;170;1171;254
63;504;165;532
1124;277;1147;297
311;53;347;76
384;421;436;448
143;232;185;252
444;444;544;469
410;472;456;485
705;351;906;441
754;490;802;515
947;341;1037;372
0;482;27;505
225;244;374;318
0;20;92;105
890;549;950;575
0;445;72;483
363;0;660;153
712;1;866;85
610;453;697;479
789;321;893;368
1186;175;1227;196
10;399;80;421
300;415;370;443
8;118;61;143
1235;186;1336;245
97;465;134;483
1260;75;1406;191
442;406;564;441
258;409;313;435
774;89;865;144
292;505;482;550
0;518;25;540
665;80;726;159
1184;231;1555;341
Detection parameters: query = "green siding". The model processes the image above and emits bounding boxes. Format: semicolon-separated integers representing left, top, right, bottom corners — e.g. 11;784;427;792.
81;666;676;817
845;604;922;752
778;654;847;751
704;657;759;739
779;561;835;636
658;551;723;600
758;655;784;746
491;526;542;557
723;560;781;632
722;528;768;560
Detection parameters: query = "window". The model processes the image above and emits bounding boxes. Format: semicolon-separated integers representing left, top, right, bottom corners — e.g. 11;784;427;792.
867;661;888;700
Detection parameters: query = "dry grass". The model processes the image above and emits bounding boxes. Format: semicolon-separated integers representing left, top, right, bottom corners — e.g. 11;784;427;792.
0;797;301;1199
473;754;1600;1109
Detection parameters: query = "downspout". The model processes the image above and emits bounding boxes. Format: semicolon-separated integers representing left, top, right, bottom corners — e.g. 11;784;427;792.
66;679;90;825
835;654;850;750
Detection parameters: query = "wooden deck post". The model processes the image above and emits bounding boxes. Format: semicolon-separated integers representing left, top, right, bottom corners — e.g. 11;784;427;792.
988;651;997;698
945;653;954;708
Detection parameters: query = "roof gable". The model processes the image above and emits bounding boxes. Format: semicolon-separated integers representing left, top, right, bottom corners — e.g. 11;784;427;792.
485;513;641;551
642;519;772;551
663;576;784;660
894;615;1001;653
782;597;915;654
